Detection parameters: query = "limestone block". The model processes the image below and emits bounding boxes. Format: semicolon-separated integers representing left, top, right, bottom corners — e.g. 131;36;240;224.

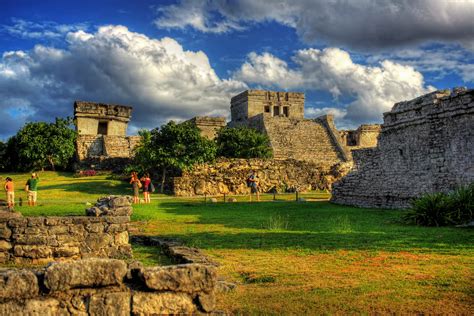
108;196;132;208
132;292;196;315
14;245;53;259
0;224;11;239
84;233;113;250
0;269;39;299
23;298;69;316
53;246;80;258
139;264;216;294
0;240;12;251
44;258;127;291
88;292;130;316
114;231;129;245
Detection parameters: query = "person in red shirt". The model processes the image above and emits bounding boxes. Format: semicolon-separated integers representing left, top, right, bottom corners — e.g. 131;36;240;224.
140;173;152;204
4;177;14;208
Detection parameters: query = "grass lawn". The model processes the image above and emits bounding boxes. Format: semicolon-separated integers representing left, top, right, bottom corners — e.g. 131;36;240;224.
2;172;473;314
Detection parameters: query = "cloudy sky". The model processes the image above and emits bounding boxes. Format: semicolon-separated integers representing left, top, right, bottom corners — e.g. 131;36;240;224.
1;0;473;140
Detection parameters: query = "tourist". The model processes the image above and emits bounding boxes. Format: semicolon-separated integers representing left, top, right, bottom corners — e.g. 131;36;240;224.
25;172;39;206
247;171;260;202
130;172;141;204
4;177;14;209
140;173;152;204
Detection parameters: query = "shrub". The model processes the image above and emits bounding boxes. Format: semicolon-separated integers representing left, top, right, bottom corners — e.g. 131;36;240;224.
403;184;474;226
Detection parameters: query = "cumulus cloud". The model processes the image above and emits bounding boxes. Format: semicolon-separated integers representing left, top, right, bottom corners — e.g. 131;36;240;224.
234;48;435;126
154;0;474;49
0;25;247;139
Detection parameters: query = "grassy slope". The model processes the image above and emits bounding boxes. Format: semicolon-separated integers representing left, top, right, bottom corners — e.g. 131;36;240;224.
1;172;473;314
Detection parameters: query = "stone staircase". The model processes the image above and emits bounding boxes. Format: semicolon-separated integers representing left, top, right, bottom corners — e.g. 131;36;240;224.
262;117;345;168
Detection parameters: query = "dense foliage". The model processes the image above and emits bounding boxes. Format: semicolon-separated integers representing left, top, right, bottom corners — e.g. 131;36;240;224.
130;121;217;192
403;184;474;226
0;141;6;171
13;118;76;171
216;126;272;158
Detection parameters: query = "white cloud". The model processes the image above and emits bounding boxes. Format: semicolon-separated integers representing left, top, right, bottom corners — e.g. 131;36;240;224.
154;0;474;49
234;48;435;126
0;25;247;138
1;18;89;40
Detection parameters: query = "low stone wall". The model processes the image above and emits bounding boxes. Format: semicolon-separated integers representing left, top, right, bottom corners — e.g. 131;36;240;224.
0;196;132;264
173;158;350;196
0;258;218;315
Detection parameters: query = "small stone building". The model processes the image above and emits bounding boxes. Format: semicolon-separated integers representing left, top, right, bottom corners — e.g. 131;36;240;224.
331;87;474;208
184;116;226;140
74;101;140;169
340;124;381;148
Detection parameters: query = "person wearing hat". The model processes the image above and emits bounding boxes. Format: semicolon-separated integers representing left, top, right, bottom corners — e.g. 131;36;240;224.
25;172;39;206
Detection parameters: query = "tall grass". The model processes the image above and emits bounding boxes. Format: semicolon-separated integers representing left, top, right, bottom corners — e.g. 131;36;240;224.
404;184;474;226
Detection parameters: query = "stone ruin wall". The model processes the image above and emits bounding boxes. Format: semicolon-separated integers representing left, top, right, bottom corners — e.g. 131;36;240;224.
0;196;132;265
0;196;222;314
0;259;218;315
185;116;226;140
331;88;474;208
173;158;352;196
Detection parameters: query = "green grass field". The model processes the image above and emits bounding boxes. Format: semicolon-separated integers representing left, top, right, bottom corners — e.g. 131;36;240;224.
2;172;473;314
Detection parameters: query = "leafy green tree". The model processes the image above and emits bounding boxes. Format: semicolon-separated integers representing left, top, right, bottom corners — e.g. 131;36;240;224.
0;140;6;171
216;126;273;158
127;129;155;175
150;121;216;193
15;118;76;171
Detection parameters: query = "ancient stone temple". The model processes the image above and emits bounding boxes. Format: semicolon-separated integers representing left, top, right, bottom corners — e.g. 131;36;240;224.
227;89;376;169
74;101;140;170
331;87;474;209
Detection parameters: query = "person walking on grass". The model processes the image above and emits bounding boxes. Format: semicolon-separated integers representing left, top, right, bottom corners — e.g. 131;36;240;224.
4;177;14;209
247;171;260;202
130;171;141;204
25;172;39;206
140;173;152;204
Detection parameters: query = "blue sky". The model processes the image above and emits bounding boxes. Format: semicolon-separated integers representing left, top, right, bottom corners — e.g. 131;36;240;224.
1;0;473;140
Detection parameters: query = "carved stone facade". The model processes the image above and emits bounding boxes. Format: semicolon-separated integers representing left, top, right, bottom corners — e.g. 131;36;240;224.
231;90;305;123
74;101;140;170
185;116;226;140
331;87;474;208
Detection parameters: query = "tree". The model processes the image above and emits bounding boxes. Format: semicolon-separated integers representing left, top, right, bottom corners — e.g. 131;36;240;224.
132;121;216;193
216;126;273;159
15;118;76;171
127;129;155;175
0;140;6;171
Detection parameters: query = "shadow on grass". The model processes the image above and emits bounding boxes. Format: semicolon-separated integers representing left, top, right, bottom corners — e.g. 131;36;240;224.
40;180;130;195
134;201;474;253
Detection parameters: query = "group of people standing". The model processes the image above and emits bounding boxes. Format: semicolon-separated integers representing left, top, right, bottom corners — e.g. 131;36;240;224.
3;173;39;209
129;172;153;204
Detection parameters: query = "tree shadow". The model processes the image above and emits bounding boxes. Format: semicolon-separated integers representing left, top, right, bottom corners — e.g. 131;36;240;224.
39;180;130;195
139;200;474;253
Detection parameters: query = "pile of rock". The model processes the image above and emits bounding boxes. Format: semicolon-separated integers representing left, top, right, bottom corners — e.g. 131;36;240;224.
0;258;218;314
86;196;133;217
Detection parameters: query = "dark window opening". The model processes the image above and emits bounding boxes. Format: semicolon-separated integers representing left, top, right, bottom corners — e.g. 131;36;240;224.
98;121;108;135
264;106;270;113
283;107;289;117
273;106;280;116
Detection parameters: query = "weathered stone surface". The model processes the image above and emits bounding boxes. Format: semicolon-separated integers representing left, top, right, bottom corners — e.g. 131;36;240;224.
132;292;196;315
44;258;127;291
197;290;216;312
184;116;226;140
140;264;216;293
332;88;474;209
86;196;133;217
0;269;39;299
89;292;130;316
174;158;349;196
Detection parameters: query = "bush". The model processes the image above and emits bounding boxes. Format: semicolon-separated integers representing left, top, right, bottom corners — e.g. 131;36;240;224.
403;184;474;226
216;127;272;159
